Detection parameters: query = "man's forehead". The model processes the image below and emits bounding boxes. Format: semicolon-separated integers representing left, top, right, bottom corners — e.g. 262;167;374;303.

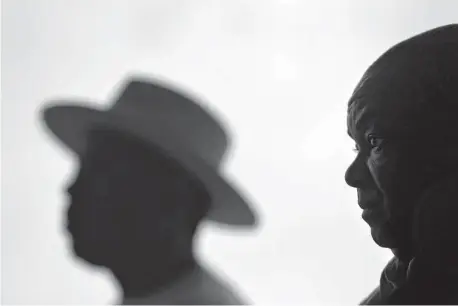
347;67;430;133
348;97;381;132
347;94;411;139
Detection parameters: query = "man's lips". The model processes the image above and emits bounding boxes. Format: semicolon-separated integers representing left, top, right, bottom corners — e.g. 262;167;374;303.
362;207;380;220
358;200;379;210
357;189;381;209
360;202;386;225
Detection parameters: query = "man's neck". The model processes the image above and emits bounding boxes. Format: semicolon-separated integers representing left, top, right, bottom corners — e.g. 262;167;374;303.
392;247;414;264
113;254;198;300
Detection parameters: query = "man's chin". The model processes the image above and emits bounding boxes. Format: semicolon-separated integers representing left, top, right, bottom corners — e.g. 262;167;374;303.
71;241;108;267
370;226;398;249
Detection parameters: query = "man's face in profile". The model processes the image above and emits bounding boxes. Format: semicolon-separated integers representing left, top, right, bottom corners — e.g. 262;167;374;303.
344;71;447;251
65;127;206;266
344;27;458;255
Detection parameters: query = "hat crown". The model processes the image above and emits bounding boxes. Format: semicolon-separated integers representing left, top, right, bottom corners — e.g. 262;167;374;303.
108;77;230;168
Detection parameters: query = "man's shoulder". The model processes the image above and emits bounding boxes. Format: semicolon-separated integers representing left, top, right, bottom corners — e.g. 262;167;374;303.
360;286;382;305
121;264;249;305
197;266;249;304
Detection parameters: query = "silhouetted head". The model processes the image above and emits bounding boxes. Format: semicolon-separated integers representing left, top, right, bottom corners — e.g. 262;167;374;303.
345;24;458;259
66;125;211;268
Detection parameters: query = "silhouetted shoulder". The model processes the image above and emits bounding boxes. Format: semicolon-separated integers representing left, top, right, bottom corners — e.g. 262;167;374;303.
121;264;250;305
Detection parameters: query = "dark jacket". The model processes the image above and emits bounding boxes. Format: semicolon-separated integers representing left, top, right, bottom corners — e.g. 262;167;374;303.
361;256;458;305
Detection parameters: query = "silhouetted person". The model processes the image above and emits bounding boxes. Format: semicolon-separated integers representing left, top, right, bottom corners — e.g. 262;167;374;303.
345;24;458;304
41;77;257;304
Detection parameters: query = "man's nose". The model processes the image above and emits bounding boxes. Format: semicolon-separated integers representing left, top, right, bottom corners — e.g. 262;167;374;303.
345;156;367;188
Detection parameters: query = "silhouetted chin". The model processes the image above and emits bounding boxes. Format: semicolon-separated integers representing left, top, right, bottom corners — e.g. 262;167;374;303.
74;246;108;267
68;231;109;267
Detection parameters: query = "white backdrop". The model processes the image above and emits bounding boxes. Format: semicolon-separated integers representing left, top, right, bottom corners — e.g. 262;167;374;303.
2;1;458;304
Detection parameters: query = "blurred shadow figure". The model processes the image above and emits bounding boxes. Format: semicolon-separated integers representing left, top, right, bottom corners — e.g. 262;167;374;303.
40;76;257;305
345;24;458;304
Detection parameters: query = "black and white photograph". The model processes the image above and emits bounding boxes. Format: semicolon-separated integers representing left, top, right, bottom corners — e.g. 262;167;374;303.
2;1;458;304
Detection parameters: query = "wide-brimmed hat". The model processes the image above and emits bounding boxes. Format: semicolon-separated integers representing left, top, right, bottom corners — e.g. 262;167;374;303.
41;76;257;228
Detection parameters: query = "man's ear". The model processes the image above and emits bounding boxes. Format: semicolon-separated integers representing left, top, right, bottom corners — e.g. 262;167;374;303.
412;172;458;259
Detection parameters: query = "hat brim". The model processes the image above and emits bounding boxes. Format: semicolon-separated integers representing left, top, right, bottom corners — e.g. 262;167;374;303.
41;102;258;228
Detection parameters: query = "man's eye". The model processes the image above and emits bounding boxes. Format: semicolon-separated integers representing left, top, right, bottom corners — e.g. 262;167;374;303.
368;135;383;150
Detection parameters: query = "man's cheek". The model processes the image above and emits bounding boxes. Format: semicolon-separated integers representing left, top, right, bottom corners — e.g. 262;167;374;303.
367;153;395;191
367;154;410;212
